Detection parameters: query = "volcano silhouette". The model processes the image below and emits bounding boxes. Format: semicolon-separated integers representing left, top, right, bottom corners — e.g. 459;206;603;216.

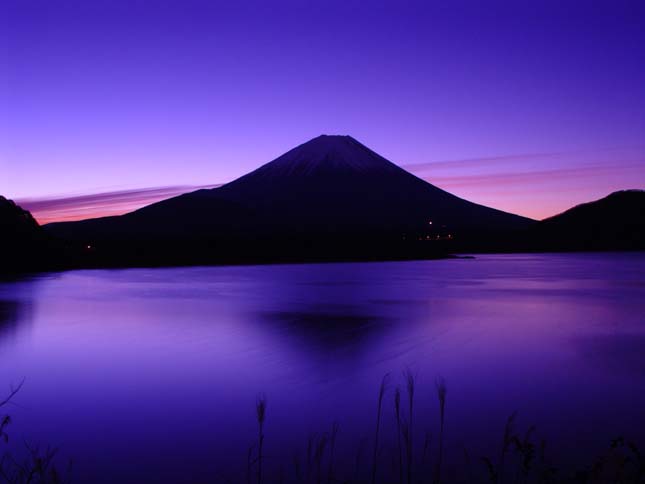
45;135;533;265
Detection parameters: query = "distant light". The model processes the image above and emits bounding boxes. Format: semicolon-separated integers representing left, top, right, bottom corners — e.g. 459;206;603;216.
86;245;91;249
428;221;433;225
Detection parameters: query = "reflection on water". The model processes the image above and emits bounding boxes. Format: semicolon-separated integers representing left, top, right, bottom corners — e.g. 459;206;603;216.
0;300;22;335
574;332;645;375
260;308;391;351
0;253;644;483
0;290;35;347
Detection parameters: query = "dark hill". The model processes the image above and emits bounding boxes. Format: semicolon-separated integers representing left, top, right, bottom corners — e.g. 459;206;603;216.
533;190;645;250
45;135;534;266
0;196;48;272
0;196;39;236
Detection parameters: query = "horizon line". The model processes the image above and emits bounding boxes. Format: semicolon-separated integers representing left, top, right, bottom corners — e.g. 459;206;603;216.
12;148;645;224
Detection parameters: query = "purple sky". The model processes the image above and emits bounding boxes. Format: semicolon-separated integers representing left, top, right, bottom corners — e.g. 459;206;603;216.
2;0;645;222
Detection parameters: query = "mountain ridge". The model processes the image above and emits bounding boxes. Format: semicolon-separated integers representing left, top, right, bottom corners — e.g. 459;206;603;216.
533;189;645;250
3;134;641;270
46;135;532;241
0;196;52;272
229;135;405;179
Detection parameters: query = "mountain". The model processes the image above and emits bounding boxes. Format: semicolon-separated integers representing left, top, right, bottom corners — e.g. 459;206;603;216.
45;135;534;266
0;196;47;272
0;196;39;237
533;190;645;250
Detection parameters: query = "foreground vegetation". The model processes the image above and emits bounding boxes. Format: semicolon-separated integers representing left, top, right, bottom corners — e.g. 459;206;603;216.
241;371;644;484
0;381;70;484
1;374;643;484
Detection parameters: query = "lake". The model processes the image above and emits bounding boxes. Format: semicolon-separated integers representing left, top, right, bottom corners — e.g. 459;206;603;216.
1;253;644;483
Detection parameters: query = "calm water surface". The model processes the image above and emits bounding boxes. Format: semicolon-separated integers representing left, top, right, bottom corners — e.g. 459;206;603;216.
1;253;644;482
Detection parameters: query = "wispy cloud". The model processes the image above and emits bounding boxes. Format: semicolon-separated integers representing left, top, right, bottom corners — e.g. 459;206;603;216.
402;151;566;172
403;146;645;173
17;185;219;225
421;162;645;189
403;147;645;219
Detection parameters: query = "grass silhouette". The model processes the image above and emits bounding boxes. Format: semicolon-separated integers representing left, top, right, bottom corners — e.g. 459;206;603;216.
1;376;643;483
394;386;403;484
371;374;389;484
0;381;71;484
404;369;415;484
435;376;447;484
239;371;643;484
256;394;267;484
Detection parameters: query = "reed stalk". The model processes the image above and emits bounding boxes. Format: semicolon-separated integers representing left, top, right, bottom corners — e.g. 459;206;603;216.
256;394;267;484
435;377;446;484
394;386;403;484
404;369;415;484
371;373;389;484
499;411;517;484
327;422;339;484
314;433;328;484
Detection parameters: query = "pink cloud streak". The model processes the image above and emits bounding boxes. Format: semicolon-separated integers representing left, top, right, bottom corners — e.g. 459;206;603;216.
17;185;219;225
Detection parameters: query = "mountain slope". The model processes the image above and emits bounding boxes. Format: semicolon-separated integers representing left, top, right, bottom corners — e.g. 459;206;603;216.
48;135;531;236
0;196;48;272
0;196;39;237
534;190;645;250
210;135;531;234
44;135;534;265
